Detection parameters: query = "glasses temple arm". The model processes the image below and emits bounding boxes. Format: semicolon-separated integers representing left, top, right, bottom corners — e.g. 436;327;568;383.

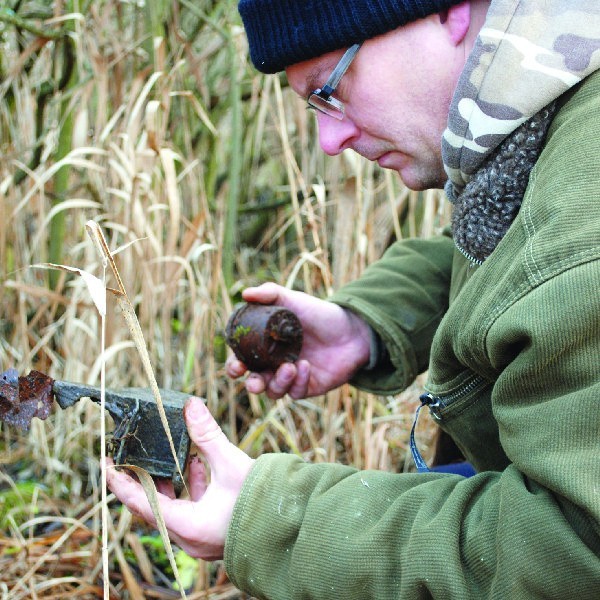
320;43;361;96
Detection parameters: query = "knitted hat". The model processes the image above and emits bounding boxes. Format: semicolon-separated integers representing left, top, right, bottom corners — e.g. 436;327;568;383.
238;0;465;73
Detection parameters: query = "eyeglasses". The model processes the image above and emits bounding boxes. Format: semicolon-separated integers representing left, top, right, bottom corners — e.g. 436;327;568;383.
307;44;361;120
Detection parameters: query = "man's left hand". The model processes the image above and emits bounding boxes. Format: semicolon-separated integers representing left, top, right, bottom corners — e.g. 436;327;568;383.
105;397;254;560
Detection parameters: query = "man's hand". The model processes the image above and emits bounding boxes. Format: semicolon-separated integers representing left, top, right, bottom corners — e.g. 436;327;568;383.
105;397;254;560
226;283;371;399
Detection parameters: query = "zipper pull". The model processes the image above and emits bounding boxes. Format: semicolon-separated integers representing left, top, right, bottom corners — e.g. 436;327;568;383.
420;391;444;422
409;393;439;473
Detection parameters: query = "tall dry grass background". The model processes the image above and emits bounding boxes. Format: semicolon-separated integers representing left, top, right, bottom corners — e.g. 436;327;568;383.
0;1;449;597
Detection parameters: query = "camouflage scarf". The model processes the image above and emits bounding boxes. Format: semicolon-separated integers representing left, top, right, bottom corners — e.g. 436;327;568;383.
449;101;556;264
443;0;600;263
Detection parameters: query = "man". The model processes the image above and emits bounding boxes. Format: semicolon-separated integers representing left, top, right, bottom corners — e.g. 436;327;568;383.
107;1;600;597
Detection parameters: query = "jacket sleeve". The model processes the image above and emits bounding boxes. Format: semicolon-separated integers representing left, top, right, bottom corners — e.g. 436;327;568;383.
328;232;454;394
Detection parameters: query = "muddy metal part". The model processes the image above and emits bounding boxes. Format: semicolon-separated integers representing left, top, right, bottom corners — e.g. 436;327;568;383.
226;303;303;371
1;369;193;493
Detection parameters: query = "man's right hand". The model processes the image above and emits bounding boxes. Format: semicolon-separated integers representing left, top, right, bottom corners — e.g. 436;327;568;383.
225;283;371;399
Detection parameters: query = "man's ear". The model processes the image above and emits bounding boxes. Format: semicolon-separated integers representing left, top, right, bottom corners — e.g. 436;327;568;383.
440;1;471;45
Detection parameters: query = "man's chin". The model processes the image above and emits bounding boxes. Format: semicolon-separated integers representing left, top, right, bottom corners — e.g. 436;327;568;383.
378;155;445;191
392;168;444;192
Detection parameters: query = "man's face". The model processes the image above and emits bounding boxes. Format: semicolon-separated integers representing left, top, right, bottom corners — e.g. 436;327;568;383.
285;15;469;190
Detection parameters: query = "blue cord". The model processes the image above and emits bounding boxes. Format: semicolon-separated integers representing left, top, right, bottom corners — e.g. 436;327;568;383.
409;395;433;473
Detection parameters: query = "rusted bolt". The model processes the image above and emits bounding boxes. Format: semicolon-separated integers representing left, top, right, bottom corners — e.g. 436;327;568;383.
226;303;303;371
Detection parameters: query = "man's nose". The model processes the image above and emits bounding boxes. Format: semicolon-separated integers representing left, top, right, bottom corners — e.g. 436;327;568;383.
316;112;359;156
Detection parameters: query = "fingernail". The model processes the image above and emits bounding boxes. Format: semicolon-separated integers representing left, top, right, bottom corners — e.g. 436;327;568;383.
185;397;204;422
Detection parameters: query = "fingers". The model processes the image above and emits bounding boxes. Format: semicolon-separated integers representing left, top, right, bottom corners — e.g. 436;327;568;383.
247;361;311;399
105;461;192;530
155;478;176;499
263;361;311;399
105;459;227;561
225;356;248;379
105;459;159;526
225;355;271;392
227;360;312;399
263;362;296;399
245;372;268;394
287;359;311;399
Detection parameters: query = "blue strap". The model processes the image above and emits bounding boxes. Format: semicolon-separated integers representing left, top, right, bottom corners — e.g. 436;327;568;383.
410;396;432;473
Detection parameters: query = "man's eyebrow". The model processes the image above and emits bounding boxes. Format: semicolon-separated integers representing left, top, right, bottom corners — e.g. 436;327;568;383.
303;64;329;99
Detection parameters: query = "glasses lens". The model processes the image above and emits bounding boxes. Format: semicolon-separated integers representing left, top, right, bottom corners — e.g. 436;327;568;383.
307;91;345;120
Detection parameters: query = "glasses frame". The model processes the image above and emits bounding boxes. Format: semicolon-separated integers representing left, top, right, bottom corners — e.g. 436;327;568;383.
307;43;361;120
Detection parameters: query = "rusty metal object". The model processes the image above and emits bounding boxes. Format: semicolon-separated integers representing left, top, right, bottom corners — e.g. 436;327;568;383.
1;369;193;493
0;369;54;431
226;302;303;371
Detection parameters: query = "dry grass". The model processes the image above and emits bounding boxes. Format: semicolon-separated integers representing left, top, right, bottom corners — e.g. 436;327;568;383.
0;1;449;597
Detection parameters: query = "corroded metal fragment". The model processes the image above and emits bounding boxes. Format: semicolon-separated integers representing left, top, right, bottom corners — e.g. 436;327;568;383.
1;370;194;493
0;369;55;431
226;303;303;371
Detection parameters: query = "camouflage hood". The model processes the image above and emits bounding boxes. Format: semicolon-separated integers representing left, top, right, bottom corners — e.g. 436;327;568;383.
443;0;600;193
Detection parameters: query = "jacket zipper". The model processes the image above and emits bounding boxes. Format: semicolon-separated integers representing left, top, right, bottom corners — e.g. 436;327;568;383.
454;242;485;266
409;374;487;472
420;374;488;422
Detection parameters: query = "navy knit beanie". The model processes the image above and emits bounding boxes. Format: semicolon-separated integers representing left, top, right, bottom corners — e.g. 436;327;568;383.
238;0;465;73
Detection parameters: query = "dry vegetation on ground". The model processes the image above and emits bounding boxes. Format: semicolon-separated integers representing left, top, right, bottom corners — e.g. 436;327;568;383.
1;1;448;597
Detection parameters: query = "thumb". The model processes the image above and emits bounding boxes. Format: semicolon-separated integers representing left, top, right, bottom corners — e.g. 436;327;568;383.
184;397;251;477
241;282;283;304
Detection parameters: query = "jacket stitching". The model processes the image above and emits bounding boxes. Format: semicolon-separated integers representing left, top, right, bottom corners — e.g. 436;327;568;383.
523;170;543;285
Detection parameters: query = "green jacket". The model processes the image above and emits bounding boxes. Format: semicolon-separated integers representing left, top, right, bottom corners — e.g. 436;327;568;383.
224;65;600;600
